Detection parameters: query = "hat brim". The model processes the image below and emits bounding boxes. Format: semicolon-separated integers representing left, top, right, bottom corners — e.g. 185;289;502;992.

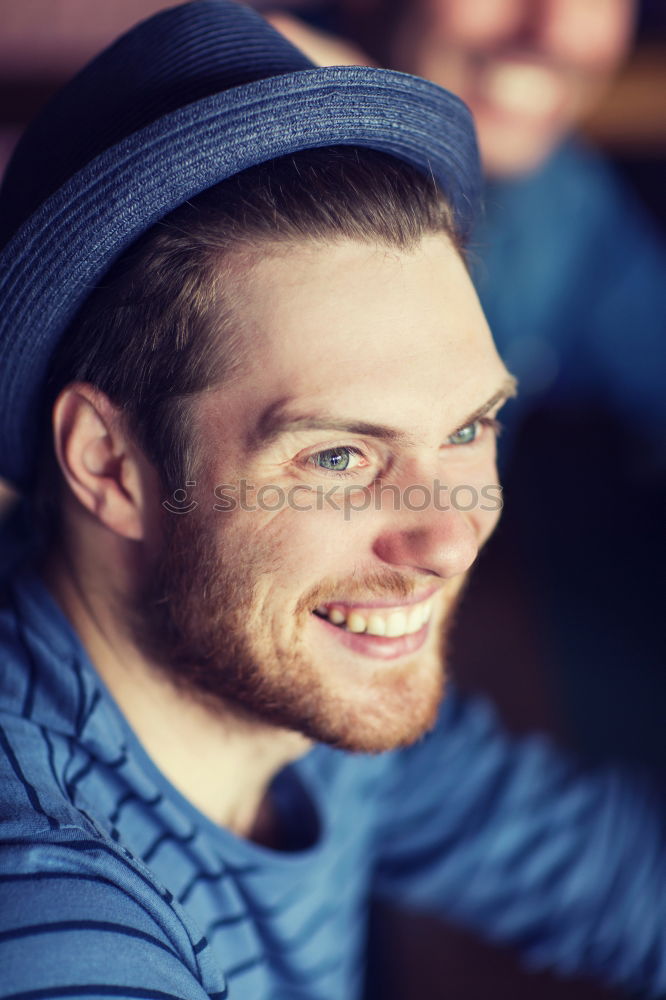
0;65;480;487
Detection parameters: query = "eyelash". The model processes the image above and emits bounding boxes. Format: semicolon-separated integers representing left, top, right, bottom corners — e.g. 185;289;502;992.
469;416;503;439
305;446;368;480
304;417;503;480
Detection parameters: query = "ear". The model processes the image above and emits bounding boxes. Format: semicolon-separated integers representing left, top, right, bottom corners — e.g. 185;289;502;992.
52;383;154;541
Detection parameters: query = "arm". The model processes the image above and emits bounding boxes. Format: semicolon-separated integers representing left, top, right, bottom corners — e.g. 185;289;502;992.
372;687;666;997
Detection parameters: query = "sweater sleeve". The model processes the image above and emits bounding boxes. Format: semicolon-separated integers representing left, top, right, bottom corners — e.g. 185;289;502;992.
371;687;666;998
0;837;227;1000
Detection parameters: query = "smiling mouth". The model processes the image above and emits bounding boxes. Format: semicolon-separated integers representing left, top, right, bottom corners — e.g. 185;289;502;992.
475;57;569;123
312;596;434;638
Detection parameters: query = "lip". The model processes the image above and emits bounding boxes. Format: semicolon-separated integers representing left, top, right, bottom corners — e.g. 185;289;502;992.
313;611;430;661
315;585;439;613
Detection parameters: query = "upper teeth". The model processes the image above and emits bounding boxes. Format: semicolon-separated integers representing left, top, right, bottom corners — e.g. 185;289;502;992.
315;598;433;638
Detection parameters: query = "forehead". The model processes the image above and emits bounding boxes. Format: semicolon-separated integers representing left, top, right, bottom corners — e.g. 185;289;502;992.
200;234;508;444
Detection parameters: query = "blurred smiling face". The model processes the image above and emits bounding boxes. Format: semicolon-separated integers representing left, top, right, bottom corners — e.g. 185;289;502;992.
397;0;635;175
142;234;513;752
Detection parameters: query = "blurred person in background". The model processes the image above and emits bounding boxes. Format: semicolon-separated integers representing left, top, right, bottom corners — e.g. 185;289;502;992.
270;0;636;175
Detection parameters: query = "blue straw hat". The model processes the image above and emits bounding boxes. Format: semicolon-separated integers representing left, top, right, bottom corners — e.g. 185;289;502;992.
0;0;481;488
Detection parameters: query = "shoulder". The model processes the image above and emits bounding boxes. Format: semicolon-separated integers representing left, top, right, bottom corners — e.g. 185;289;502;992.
0;582;227;998
0;710;215;991
0;742;228;1000
0;830;226;998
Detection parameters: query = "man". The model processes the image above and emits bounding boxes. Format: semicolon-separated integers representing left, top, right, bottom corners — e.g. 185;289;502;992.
0;2;663;755
0;3;664;999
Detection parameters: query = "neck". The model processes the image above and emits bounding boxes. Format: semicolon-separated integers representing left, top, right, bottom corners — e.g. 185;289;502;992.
43;535;310;841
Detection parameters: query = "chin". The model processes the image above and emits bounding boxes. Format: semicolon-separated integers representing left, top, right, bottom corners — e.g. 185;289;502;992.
259;580;463;754
291;639;448;754
472;100;575;178
479;123;561;178
327;685;444;754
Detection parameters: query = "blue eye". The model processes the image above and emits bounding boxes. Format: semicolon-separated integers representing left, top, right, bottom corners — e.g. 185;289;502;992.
448;422;478;445
315;447;352;471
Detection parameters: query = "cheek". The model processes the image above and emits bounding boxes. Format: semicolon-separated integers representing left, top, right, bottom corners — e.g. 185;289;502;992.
473;489;504;544
540;0;634;72
227;490;374;578
443;446;502;538
442;482;502;547
408;39;471;101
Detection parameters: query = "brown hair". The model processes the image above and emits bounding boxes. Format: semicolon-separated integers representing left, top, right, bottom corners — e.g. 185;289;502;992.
37;146;459;522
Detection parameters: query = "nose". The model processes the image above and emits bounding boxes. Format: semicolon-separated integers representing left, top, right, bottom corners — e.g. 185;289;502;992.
437;0;527;47
372;486;480;579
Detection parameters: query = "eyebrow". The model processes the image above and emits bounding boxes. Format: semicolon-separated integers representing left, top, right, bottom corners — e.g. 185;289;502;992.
249;375;518;453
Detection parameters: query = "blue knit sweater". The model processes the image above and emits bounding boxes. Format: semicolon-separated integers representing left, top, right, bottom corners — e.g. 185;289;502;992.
1;570;665;999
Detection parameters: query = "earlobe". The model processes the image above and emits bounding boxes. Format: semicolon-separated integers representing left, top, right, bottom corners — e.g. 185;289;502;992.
53;384;147;541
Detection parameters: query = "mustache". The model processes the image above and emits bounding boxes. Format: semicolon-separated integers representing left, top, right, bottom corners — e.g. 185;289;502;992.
295;569;438;616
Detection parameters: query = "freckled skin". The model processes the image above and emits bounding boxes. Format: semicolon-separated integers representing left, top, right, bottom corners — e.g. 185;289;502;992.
135;235;512;753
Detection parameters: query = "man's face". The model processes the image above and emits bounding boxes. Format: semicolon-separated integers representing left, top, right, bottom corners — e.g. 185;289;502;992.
139;234;513;753
390;0;635;176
